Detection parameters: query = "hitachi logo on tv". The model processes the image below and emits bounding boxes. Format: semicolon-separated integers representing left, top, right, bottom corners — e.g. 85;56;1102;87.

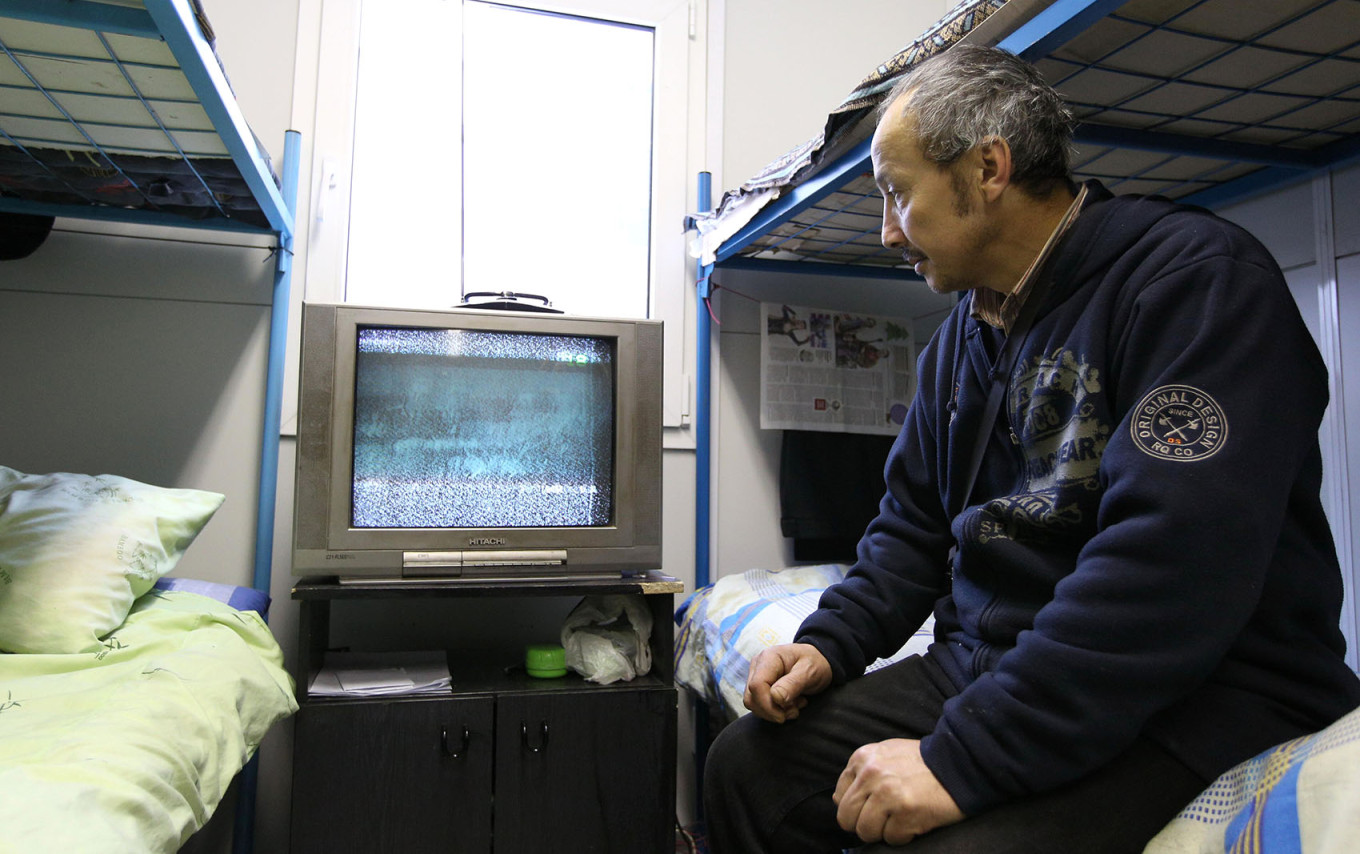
468;537;507;546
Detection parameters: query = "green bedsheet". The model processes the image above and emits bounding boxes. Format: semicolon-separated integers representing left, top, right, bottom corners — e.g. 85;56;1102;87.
0;590;297;853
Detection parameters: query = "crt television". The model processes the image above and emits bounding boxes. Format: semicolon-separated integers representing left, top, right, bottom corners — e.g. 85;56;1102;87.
292;302;663;581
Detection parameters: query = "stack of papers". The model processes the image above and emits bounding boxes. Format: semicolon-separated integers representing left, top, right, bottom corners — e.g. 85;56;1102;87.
309;651;452;698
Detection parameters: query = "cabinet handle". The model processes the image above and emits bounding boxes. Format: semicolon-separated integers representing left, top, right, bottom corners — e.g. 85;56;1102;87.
441;725;470;759
521;721;549;754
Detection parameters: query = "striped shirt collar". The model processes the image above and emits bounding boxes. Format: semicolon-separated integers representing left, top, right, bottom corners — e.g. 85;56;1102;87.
971;182;1089;333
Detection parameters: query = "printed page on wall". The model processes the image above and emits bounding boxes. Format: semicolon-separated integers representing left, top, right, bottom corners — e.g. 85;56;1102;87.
760;302;915;436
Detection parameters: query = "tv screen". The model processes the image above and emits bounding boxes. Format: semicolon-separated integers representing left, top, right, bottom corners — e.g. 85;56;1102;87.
351;326;616;529
292;302;662;581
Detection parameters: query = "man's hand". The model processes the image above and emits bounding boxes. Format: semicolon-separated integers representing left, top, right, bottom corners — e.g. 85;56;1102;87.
742;643;834;723
833;738;965;845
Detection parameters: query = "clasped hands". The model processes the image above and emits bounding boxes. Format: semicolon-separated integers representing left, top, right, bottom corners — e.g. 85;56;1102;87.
743;643;965;846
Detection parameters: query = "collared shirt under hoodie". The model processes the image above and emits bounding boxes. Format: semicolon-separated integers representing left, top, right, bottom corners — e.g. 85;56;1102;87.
796;180;1360;816
971;182;1088;333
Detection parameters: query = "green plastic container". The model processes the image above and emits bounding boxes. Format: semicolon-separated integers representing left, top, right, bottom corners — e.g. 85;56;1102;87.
525;643;567;678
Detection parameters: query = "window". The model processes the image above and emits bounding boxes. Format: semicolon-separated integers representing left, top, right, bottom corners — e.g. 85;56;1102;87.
347;2;654;317
305;0;698;425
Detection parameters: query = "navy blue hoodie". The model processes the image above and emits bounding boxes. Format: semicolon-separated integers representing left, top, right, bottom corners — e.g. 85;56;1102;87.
796;181;1360;815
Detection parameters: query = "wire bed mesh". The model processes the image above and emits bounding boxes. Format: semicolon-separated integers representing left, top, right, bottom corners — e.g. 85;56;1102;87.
0;3;274;228
725;0;1360;268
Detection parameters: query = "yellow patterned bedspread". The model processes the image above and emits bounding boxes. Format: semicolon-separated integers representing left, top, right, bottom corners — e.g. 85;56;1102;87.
0;590;297;853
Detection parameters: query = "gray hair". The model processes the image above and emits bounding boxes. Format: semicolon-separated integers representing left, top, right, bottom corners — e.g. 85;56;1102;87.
879;45;1076;196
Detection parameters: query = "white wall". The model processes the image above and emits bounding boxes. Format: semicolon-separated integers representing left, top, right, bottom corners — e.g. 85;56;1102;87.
719;0;952;192
0;241;274;584
710;270;953;575
711;0;953;579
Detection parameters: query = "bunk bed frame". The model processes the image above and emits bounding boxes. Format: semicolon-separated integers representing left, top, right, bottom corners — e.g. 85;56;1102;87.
690;0;1360;590
0;1;299;851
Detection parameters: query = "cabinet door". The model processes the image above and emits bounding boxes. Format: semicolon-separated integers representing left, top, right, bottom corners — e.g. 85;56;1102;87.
291;695;494;854
493;687;676;854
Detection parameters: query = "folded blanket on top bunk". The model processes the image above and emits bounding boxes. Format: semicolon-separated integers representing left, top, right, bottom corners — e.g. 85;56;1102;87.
738;0;1008;196
691;0;1018;264
0;0;278;228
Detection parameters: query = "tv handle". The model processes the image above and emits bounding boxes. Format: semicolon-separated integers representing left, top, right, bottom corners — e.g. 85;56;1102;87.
458;291;564;313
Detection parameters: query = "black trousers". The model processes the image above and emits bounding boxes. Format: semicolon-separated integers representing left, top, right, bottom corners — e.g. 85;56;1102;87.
702;655;1210;854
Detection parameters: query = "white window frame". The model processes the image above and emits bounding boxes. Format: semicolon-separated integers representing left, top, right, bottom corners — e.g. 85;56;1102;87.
300;0;702;430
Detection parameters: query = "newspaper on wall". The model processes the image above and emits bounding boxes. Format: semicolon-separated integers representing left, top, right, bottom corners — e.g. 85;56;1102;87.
760;302;916;436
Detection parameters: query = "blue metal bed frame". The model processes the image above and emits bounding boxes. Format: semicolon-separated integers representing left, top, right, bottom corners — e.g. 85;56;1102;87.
0;2;299;851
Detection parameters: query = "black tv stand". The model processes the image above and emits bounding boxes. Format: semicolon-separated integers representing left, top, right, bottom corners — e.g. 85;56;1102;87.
288;571;683;853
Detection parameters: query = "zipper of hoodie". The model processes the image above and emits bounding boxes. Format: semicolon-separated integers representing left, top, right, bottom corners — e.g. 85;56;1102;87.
970;639;995;680
960;211;1070;678
970;370;1024;676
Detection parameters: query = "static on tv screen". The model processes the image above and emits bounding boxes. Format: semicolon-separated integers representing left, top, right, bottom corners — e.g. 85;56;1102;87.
351;326;616;529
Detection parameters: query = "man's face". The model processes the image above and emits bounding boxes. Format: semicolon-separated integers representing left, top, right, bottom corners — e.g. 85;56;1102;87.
871;103;995;295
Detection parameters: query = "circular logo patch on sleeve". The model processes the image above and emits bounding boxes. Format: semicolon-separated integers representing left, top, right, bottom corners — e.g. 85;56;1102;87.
1130;384;1228;462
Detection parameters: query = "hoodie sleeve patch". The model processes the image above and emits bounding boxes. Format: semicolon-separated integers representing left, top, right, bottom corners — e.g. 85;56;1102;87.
1130;384;1229;462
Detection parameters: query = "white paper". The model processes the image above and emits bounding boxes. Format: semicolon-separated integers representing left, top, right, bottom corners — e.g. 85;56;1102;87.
335;667;416;694
308;651;453;698
760;302;916;436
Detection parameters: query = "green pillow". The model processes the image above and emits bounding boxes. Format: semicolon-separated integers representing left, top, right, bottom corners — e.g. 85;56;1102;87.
0;466;224;654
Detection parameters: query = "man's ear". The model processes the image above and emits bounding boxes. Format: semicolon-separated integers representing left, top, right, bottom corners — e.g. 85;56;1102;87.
977;136;1013;202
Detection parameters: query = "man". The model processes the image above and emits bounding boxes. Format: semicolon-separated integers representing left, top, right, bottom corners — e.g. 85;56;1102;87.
703;44;1360;854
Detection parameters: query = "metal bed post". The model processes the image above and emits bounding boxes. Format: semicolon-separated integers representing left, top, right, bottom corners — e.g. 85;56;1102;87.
695;171;714;592
230;128;299;854
692;171;715;823
252;128;301;597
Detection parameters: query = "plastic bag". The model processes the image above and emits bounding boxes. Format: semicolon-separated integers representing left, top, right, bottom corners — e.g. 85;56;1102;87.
560;594;652;685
